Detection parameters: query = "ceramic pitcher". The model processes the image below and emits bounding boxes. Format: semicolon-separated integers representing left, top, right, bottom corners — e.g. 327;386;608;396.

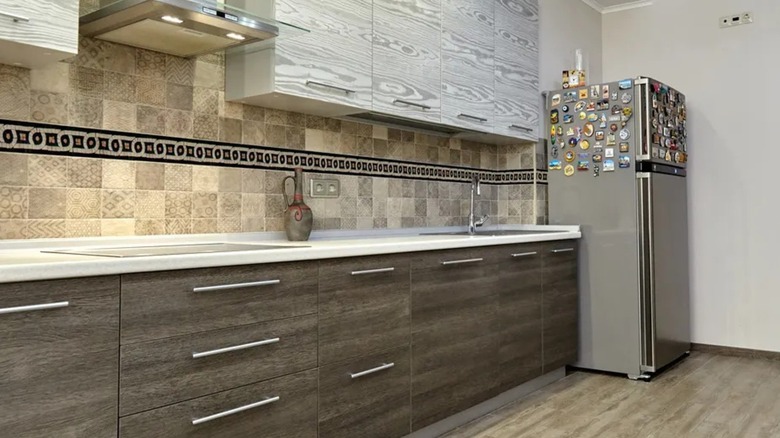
282;168;313;241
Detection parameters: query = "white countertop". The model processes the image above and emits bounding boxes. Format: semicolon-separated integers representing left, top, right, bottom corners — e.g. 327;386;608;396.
0;225;580;284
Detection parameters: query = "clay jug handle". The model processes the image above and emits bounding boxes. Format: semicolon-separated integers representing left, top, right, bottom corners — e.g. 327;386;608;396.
282;175;295;208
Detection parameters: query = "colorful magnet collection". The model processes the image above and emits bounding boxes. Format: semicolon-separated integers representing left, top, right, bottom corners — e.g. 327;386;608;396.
648;80;687;164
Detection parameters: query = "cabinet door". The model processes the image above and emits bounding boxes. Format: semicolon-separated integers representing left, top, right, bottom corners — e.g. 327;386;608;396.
274;0;373;109
0;277;119;438
542;240;579;371
410;247;500;430
496;243;543;392
441;0;495;131
0;0;78;67
493;0;539;140
373;0;442;123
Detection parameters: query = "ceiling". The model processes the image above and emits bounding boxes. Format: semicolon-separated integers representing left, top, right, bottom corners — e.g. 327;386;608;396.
580;0;653;14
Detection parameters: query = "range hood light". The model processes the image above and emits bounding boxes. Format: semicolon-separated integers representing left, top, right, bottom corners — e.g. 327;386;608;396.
161;15;183;24
226;32;245;41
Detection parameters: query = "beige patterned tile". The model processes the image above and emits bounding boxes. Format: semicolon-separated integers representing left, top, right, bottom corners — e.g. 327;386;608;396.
243;105;265;122
102;189;135;218
192;218;217;234
68;157;102;188
219;117;242;143
137;105;167;135
102;100;137;131
135;219;165;236
264;217;283;232
65;219;101;238
192;166;219;192
136;77;166;106
69;65;103;99
0;64;31;120
28;188;65;219
242;193;265;218
218;168;242;192
288;111;306;128
265;124;286;147
218;193;241;218
134;191;165;218
165;56;195;85
0;220;27;239
135;162;164;190
264;109;288;125
0;187;28;219
30;91;68;124
217;218;241;233
219;95;243;119
242;120;265;145
241;217;265;232
165;192;192;219
192;192;218;218
66;188;100;219
72;37;106;70
29;156;68;187
306;115;340;132
372;125;388;140
27;219;66;238
193;87;218;115
30;62;70;93
305;129;339;152
166;109;193;137
164;164;192;191
68;95;103;128
165;218;191;235
136;49;166;80
265;194;285;218
0;153;28;186
193;61;222;90
241;168;265;193
193;114;219;140
195;52;224;66
286;127;305;150
104;71;136;103
166;83;193;111
101;219;135;236
103;42;136;74
102;160;136;189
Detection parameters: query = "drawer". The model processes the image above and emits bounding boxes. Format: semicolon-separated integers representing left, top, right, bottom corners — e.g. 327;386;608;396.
410;246;502;270
120;314;317;416
120;369;318;438
319;346;411;438
319;254;410;365
121;262;318;344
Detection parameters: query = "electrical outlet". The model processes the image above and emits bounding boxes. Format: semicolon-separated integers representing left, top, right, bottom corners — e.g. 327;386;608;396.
719;12;753;28
310;178;340;198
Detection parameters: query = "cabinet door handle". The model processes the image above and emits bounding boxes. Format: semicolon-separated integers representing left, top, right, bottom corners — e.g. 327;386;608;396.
191;396;280;425
192;279;280;293
351;267;395;276
350;362;395;379
0;11;30;22
511;251;538;258
441;258;484;266
393;99;431;110
458;113;488;123
551;248;575;253
0;301;69;315
305;80;355;94
192;337;280;359
509;124;533;132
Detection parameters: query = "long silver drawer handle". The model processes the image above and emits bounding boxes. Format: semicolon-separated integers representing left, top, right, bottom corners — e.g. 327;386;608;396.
0;11;30;22
551;248;575;253
0;301;69;315
350;362;395;379
511;251;538;258
192;338;280;359
441;258;484;266
192;396;280;425
458;113;488;122
351;267;395;276
393;99;431;110
509;124;533;132
193;279;280;293
305;80;355;94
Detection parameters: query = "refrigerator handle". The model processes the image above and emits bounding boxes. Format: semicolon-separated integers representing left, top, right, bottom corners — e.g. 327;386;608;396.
636;81;651;161
637;172;656;372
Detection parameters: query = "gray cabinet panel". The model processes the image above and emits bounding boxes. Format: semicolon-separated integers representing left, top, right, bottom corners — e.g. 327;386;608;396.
0;0;78;67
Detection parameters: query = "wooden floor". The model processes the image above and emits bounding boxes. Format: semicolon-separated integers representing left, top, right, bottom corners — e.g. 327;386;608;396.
442;352;780;438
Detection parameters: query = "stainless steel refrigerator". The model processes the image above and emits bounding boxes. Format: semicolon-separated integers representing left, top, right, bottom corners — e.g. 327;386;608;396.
545;77;690;379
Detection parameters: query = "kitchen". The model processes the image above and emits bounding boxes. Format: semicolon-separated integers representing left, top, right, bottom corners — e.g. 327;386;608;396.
0;0;777;437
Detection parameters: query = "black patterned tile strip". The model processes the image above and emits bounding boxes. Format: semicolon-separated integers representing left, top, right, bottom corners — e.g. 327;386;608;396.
0;119;542;185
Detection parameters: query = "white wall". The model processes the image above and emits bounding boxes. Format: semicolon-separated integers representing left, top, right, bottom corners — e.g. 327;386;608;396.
603;0;780;351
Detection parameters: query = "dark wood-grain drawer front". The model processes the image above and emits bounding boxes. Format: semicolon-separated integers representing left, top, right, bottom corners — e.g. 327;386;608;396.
120;314;318;416
319;254;411;365
0;277;119;438
119;369;318;438
319;346;411;438
542;240;579;371
121;262;318;344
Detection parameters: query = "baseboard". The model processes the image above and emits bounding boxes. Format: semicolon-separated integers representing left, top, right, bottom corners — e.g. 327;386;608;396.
404;368;567;438
691;343;780;361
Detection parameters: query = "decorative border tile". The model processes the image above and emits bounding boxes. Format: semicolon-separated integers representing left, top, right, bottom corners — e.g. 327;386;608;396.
0;119;543;185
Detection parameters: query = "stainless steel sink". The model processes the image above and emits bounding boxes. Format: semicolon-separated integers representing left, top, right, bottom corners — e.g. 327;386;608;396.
42;242;307;258
420;229;566;237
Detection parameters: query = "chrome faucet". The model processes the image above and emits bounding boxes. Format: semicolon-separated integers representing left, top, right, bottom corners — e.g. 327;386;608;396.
468;175;489;235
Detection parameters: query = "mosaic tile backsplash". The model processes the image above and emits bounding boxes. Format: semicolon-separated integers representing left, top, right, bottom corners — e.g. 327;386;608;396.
0;35;542;239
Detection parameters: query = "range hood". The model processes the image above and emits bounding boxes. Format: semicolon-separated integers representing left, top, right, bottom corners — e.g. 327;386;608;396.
80;0;283;57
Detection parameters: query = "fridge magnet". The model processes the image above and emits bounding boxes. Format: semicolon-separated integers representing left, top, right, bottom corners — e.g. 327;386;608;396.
579;88;588;99
665;150;672;161
564;92;577;103
562;104;570;113
558;126;564;136
621;92;633;104
587;113;598;123
603;159;616;171
619;142;630;153
550;135;556;145
593;142;604;152
618;79;633;90
605;148;615;158
610;124;618;132
607;133;617;146
596;100;610;111
612;105;622;115
565;151;575;162
652;93;658;108
579;112;587;120
600;113;608;128
622;107;633;120
576;126;583;138
590;85;600;98
580;140;591;150
550;110;559;124
618;155;631;168
564;164;575;176
552;146;559;158
663;127;671;137
563;115;573;124
562;71;570;88
577;161;589;171
652;147;660;158
595;131;605;141
566;127;575;136
603;85;610;100
593;154;603;163
586;102;596;112
578;152;589;160
568;137;579;147
593;163;600;177
549;160;562;170
583;123;594;137
552;94;561;106
575;101;586;111
611;91;618;101
619;128;631;141
550;126;557;136
608;115;621;122
652;133;661;144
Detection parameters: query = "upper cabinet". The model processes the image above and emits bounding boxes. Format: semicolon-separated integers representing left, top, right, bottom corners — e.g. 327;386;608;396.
0;0;78;68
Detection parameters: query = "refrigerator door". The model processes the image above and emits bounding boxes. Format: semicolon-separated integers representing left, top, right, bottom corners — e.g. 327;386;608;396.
636;77;688;168
637;166;691;372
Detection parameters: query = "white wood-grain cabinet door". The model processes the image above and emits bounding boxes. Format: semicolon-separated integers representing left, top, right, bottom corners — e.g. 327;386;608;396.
441;0;495;133
372;0;441;123
494;0;539;141
0;0;78;68
274;0;373;110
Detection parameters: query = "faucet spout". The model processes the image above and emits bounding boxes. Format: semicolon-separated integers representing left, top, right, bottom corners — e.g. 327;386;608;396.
468;175;488;235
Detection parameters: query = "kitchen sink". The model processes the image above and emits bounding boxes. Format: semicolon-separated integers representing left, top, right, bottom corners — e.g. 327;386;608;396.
42;242;307;258
420;229;567;237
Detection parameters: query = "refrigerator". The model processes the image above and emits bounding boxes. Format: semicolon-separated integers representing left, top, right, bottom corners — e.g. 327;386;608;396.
545;77;690;379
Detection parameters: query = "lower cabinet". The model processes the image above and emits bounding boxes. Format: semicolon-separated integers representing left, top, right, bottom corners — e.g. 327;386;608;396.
542;240;579;371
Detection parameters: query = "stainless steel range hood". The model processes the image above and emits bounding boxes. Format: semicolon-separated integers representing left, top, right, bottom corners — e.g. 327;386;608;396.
80;0;281;57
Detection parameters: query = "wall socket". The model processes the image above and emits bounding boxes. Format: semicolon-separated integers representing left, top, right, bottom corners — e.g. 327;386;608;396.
310;178;340;198
719;12;753;28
